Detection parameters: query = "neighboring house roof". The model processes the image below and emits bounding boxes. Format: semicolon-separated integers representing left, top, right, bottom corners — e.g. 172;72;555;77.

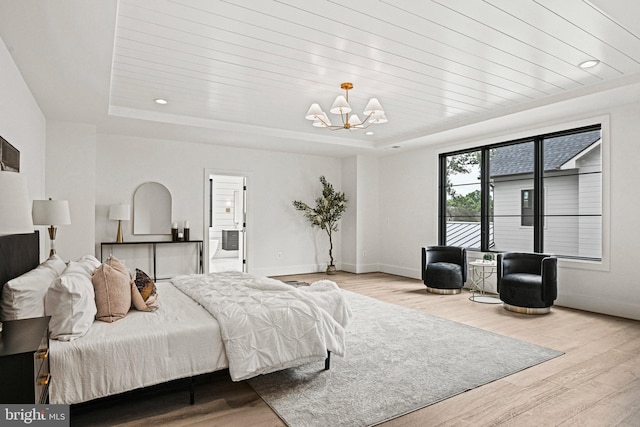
446;221;494;249
490;129;601;177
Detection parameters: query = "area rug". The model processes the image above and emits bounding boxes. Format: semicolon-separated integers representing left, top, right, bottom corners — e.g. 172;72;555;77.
248;290;563;427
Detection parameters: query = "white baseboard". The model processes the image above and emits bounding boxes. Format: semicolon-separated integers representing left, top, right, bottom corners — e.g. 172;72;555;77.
341;262;380;274
556;293;640;321
378;263;421;280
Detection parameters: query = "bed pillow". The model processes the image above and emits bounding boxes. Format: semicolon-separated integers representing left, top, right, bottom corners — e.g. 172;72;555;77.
75;254;101;275
131;268;158;312
45;261;97;341
0;254;66;321
91;256;132;322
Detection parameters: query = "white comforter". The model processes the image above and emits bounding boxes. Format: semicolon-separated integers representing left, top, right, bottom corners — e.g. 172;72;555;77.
170;271;351;381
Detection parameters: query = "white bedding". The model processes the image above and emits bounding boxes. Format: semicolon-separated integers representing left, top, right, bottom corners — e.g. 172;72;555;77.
49;281;228;404
170;271;351;381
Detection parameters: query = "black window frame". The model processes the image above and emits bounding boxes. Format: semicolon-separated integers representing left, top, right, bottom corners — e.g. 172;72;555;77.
439;124;602;260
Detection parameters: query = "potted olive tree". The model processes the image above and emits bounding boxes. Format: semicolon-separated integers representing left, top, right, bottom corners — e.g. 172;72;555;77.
293;176;347;274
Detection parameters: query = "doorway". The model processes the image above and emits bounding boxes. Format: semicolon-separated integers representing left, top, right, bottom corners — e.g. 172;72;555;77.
208;174;247;273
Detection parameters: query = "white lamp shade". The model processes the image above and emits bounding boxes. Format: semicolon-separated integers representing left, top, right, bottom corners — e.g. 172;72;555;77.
369;112;388;124
0;172;34;235
305;103;324;120
32;199;71;226
329;95;352;114
348;114;363;127
109;204;130;221
363;98;384;116
313;113;332;127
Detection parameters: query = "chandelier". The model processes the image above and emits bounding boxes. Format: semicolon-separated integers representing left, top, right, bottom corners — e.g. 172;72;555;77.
305;82;387;130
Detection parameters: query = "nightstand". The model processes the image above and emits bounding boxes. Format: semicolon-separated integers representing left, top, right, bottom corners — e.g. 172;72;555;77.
0;316;51;403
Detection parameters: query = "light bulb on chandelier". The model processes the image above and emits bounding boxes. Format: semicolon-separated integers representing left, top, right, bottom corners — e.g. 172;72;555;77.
305;82;387;131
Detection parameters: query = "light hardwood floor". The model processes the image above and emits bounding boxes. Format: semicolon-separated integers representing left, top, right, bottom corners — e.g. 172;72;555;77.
71;272;640;426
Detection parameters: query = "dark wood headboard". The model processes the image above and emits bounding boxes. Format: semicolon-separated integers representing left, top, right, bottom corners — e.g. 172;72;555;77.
0;231;40;291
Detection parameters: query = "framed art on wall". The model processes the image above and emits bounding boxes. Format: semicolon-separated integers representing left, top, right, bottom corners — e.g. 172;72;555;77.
0;136;20;172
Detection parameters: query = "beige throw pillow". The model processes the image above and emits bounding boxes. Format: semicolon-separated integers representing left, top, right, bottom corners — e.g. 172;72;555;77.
91;256;131;322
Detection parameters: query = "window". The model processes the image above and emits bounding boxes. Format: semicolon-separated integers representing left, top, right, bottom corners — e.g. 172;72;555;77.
439;125;602;260
521;190;534;226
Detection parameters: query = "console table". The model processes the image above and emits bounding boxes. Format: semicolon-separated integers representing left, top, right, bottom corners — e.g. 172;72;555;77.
100;240;203;281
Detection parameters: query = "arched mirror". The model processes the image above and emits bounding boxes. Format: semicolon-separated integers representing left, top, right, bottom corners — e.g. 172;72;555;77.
133;182;172;235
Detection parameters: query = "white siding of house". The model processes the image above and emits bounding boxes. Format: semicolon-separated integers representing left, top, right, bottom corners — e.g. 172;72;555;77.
492;154;601;258
577;145;602;258
544;174;579;256
492;177;534;252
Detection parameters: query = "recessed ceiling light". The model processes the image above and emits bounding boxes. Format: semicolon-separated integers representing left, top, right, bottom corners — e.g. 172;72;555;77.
578;59;600;69
154;98;168;105
365;131;374;135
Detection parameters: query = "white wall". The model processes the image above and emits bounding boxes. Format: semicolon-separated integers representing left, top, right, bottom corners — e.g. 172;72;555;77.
342;155;380;274
378;104;640;321
355;155;379;272
93;134;342;278
0;37;47;257
341;156;358;271
45;121;96;262
379;149;438;278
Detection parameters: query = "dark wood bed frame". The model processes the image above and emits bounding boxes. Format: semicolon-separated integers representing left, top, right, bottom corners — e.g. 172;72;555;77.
0;231;40;300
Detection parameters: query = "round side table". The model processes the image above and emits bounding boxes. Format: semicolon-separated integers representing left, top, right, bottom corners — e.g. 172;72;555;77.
469;260;501;304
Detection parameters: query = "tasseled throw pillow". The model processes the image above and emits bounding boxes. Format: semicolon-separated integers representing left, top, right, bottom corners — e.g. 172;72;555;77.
131;268;158;312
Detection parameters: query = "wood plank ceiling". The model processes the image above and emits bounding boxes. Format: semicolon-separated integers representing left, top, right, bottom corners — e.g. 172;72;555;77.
109;0;640;147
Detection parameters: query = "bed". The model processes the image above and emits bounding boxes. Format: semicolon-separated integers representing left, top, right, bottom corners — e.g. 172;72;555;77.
0;232;351;405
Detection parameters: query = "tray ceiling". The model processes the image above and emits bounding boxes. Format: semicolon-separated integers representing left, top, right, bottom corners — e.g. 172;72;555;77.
2;0;640;155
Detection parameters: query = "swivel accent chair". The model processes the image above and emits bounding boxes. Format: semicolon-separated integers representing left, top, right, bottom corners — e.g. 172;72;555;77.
497;252;557;314
421;246;467;294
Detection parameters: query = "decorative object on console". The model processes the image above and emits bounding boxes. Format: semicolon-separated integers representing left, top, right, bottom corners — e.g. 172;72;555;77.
305;82;387;130
108;204;130;243
184;220;190;241
32;198;71;257
171;222;178;241
293;176;348;275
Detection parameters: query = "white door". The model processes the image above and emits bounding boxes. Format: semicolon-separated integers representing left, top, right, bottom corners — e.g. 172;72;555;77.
208;175;247;273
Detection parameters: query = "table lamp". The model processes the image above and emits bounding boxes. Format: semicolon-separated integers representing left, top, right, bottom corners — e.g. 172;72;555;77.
32;198;71;257
109;204;130;243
